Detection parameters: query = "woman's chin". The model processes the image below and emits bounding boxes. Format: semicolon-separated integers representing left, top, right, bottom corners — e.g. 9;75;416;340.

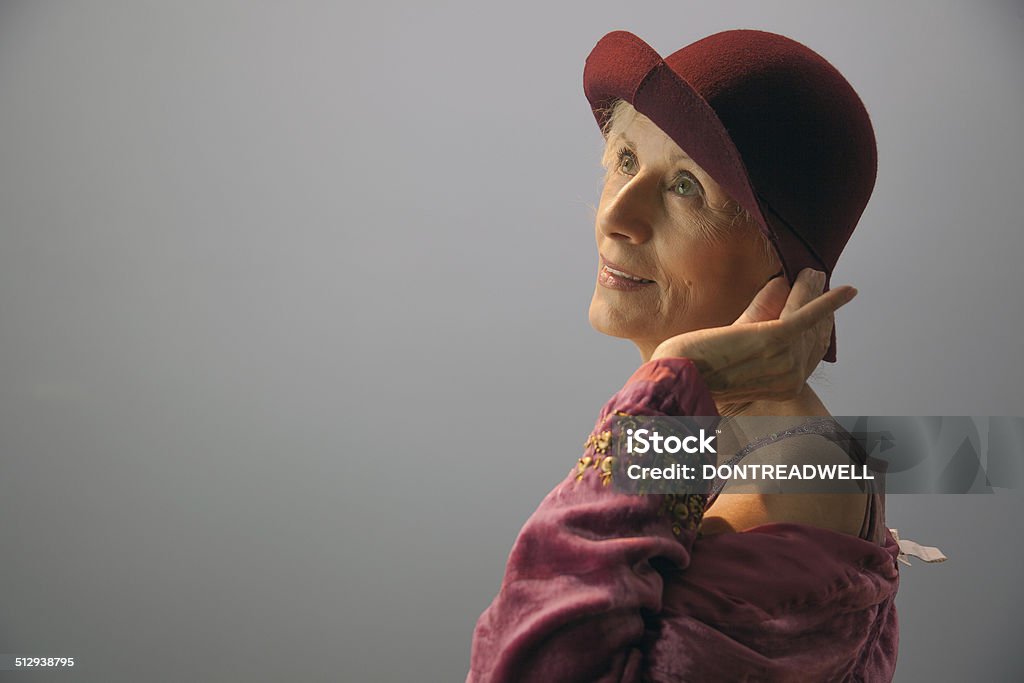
588;298;647;340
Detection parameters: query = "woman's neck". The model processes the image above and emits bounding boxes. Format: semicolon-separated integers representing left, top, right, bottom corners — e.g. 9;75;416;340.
716;386;831;418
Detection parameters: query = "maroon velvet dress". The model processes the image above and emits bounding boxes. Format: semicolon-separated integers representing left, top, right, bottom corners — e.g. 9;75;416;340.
467;358;900;682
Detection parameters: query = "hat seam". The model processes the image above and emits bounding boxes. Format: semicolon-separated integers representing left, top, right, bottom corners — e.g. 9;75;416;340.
631;61;665;104
756;192;830;274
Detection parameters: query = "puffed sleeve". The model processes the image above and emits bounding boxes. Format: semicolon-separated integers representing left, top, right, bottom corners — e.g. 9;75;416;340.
466;358;720;683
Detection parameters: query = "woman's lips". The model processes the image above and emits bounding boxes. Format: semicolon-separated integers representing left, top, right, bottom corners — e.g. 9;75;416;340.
598;259;655;291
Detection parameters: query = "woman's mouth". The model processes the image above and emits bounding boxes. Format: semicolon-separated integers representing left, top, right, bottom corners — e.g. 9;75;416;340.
599;260;655;291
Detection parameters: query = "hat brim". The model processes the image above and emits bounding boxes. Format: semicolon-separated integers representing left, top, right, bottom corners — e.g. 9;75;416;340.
583;30;838;361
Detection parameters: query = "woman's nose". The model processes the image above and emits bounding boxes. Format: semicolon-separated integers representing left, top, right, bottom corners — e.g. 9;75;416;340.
597;176;656;244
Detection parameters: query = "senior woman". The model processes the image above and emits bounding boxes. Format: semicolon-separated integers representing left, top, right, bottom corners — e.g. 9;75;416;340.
467;30;901;682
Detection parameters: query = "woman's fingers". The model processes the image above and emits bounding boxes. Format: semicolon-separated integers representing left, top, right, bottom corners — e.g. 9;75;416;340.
785;285;857;332
655;271;857;404
781;268;825;317
708;281;856;398
734;275;790;324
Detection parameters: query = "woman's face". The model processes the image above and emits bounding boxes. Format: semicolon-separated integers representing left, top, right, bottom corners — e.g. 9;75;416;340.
589;111;779;355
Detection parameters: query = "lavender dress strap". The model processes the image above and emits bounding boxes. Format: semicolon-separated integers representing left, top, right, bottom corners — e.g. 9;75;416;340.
707;418;863;500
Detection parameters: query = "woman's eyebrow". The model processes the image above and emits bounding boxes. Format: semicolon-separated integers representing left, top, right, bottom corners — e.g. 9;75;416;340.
617;133;693;163
662;142;693;163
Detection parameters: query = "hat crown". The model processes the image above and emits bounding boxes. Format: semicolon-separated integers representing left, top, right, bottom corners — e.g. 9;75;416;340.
664;30;878;269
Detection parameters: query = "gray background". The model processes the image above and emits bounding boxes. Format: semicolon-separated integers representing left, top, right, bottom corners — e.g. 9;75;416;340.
0;1;1021;681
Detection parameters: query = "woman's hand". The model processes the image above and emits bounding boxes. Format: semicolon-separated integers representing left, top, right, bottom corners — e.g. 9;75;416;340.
650;269;857;404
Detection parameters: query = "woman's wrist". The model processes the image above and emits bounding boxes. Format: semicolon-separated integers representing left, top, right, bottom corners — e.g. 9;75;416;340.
649;336;711;377
611;355;719;419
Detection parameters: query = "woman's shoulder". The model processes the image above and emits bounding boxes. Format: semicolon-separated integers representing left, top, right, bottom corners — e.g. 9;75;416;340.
701;430;871;538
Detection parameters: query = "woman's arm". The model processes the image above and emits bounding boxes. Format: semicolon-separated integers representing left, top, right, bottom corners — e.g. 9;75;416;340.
701;438;870;537
701;492;869;536
466;358;717;683
467;270;857;682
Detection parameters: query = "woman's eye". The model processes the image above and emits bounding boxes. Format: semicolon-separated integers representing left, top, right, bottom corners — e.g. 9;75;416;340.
671;173;700;197
616;148;637;174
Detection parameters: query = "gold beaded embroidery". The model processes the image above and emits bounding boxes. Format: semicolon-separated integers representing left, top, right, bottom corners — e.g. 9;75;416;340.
575;456;593;481
577;410;707;533
577;412;638;486
659;493;705;536
583;430;612;454
576;454;615;486
578;420;617;484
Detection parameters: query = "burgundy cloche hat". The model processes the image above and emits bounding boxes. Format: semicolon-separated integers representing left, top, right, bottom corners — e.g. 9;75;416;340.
584;30;877;362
